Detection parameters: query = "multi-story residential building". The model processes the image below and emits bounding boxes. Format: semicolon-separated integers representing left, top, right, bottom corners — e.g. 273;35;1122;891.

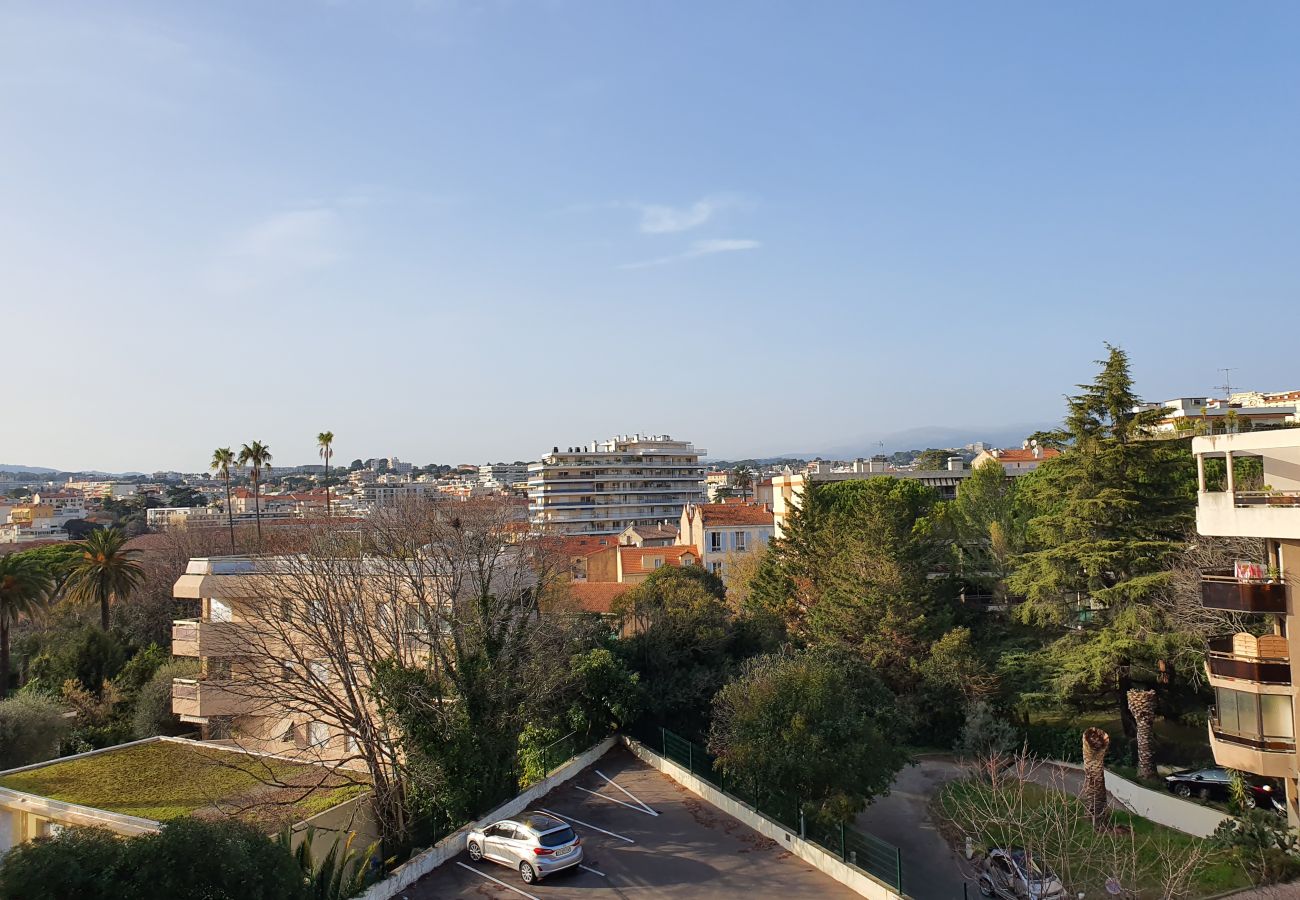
479;463;531;492
970;443;1062;476
1191;429;1300;827
678;501;775;577
146;506;227;529
63;480;139;499
1230;389;1300;409
527;435;705;536
705;471;732;502
1139;397;1297;433
357;481;439;506
169;554;513;763
770;457;970;538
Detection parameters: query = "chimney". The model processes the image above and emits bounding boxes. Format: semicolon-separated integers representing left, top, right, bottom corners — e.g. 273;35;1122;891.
947;457;964;472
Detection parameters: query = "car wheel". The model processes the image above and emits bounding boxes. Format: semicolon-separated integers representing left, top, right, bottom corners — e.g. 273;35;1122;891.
467;841;483;861
978;876;996;898
1243;794;1258;809
519;862;537;884
1175;784;1192;798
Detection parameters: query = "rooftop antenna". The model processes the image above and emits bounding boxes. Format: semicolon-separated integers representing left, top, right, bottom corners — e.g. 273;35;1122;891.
1216;367;1237;401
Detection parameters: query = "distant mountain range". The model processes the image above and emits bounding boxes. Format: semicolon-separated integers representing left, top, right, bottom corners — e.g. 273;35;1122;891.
0;464;141;477
779;422;1054;461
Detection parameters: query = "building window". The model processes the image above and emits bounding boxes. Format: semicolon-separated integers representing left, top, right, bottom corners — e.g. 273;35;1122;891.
709;532;723;552
309;721;330;747
734;532;747;551
711;562;723;575
653;558;664;569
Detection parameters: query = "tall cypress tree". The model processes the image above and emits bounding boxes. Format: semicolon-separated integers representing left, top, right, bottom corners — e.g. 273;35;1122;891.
1009;344;1194;625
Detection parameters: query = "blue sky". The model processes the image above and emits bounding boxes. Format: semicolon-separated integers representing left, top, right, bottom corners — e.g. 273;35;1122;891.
3;2;1297;471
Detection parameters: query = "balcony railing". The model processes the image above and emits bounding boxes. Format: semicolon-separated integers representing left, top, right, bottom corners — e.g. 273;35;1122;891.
1200;570;1288;614
171;618;240;657
1207;635;1292;685
1209;706;1296;754
171;678;246;719
1228;491;1300;508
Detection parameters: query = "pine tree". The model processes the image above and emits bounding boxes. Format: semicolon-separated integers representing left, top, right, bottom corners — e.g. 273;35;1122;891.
1009;344;1193;624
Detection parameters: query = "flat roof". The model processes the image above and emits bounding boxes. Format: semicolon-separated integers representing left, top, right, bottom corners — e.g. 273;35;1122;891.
0;738;367;830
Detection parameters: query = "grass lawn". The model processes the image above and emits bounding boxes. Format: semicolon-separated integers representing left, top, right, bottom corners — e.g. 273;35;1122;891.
0;739;367;827
935;778;1253;899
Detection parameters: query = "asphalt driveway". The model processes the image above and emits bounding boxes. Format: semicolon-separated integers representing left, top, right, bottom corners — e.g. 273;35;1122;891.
405;745;862;900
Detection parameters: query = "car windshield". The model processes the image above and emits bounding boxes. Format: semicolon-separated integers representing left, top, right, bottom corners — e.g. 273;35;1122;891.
538;826;576;848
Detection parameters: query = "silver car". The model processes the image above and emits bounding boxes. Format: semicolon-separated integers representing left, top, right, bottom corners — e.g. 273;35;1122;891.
466;811;583;884
977;848;1069;900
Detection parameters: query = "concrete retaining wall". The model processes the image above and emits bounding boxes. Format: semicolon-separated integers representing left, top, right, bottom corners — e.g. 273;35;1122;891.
1103;770;1230;838
621;736;906;900
359;736;616;900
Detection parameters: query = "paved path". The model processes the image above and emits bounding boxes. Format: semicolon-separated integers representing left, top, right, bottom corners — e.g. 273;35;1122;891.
854;757;974;900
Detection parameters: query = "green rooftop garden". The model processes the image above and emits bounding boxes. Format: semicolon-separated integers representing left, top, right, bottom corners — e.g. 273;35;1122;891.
0;739;367;829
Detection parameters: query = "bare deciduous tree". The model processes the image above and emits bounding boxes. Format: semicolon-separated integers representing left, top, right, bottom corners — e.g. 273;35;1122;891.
943;752;1210;900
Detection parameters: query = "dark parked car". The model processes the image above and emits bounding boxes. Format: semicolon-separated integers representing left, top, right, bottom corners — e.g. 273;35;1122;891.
1164;767;1284;813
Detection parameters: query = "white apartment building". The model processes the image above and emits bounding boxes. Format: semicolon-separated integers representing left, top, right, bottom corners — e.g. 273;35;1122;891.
147;506;227;529
528;434;706;536
64;481;138;499
479;464;531;491
1191;429;1300;827
1139;397;1298;433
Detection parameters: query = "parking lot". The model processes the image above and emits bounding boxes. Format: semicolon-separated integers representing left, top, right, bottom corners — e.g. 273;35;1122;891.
403;745;862;899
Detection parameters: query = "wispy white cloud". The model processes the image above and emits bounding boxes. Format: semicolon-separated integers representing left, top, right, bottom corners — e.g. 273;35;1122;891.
635;194;745;234
620;238;761;270
204;208;344;293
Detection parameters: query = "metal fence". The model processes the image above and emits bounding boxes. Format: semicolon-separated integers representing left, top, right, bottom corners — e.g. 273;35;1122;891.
631;724;904;892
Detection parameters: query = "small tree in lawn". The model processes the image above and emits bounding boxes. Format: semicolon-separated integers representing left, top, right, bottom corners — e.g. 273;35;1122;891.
1127;688;1157;779
1081;726;1111;827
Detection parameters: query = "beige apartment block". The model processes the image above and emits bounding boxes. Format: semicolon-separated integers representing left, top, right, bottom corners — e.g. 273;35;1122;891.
170;555;469;766
1192;429;1300;827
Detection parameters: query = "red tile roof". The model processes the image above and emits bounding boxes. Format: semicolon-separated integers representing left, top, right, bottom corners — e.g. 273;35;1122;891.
543;535;617;558
695;502;774;527
565;582;633;614
619;545;698;575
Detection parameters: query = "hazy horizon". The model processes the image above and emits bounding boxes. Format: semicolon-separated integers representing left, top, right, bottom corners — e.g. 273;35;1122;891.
4;2;1296;472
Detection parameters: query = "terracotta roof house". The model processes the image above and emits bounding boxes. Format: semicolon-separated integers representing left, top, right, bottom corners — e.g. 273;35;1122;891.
679;501;775;578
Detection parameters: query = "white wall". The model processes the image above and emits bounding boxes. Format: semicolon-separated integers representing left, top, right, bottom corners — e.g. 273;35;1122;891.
1103;770;1229;838
359;736;616;900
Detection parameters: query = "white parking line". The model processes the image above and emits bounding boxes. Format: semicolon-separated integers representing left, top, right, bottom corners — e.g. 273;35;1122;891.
576;785;658;816
579;864;606;877
539;808;636;844
454;861;542;900
595;769;658;816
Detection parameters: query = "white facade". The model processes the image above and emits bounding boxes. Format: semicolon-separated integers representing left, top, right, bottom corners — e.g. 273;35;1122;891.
479;464;531;490
528;435;706;536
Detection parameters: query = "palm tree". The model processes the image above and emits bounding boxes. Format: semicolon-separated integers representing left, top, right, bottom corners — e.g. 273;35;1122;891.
66;528;143;632
1081;726;1111;827
317;431;335;519
732;465;755;501
1127;688;1157;780
0;554;53;698
238;441;273;548
211;447;237;553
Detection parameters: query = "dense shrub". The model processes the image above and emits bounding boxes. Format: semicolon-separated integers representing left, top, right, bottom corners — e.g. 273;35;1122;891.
0;820;308;900
131;659;199;738
0;693;70;768
0;826;128;900
956;700;1020;759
